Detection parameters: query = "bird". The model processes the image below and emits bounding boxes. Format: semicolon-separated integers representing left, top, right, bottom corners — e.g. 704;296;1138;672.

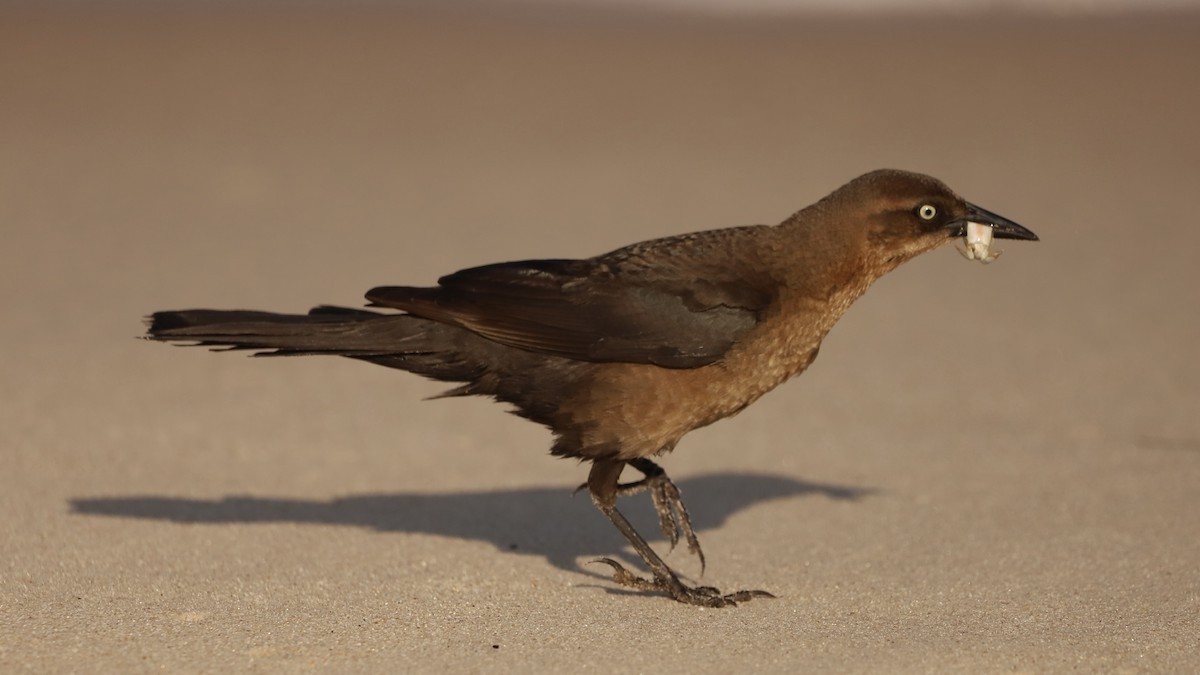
145;168;1038;607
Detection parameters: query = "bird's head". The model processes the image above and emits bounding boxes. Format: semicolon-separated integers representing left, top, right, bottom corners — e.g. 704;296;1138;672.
821;169;1038;272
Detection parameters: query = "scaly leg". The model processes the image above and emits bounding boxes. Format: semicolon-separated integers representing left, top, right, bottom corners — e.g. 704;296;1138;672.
574;457;705;569
586;459;774;607
615;457;705;572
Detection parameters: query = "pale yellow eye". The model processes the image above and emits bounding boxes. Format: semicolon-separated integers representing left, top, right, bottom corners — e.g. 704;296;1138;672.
917;204;938;221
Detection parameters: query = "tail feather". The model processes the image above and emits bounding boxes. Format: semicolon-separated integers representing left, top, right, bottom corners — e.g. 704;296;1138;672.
145;307;429;356
145;305;523;388
145;305;581;426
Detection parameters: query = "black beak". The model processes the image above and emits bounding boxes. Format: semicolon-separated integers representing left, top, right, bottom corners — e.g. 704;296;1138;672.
950;202;1039;241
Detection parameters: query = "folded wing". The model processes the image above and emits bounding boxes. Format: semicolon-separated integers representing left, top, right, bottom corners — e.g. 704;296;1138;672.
366;257;771;368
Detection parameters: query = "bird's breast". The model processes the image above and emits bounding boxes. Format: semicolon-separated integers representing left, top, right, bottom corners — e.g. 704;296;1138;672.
556;282;873;460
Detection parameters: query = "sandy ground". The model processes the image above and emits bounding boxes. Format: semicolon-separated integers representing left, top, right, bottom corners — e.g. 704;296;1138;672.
2;6;1198;673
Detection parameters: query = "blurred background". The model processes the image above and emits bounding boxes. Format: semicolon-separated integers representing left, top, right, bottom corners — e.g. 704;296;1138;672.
5;0;1197;449
2;1;1198;672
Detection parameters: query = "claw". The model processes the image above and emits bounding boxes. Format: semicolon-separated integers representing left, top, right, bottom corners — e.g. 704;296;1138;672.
723;589;777;603
590;558;661;593
588;558;772;608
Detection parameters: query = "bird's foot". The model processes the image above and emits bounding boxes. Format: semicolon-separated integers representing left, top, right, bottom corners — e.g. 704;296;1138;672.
614;467;705;572
574;465;706;571
591;558;774;608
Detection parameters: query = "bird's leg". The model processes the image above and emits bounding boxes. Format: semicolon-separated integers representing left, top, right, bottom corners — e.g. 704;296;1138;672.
574;458;704;569
614;457;705;573
587;459;774;607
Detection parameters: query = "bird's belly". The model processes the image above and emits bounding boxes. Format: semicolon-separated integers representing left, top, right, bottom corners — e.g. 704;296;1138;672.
564;336;821;460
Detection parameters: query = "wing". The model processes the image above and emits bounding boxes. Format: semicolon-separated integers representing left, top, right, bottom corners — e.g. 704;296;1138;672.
365;249;774;368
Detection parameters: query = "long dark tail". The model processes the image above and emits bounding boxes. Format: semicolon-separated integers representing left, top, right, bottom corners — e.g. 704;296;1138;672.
145;306;489;384
146;305;582;426
148;306;413;355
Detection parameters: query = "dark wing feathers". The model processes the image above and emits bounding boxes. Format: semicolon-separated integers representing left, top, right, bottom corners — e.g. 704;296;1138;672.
366;254;771;368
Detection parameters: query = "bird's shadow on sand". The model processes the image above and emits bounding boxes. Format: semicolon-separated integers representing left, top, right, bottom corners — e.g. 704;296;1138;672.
70;472;871;575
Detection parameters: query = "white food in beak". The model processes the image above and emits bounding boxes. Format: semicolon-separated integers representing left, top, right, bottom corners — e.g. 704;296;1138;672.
958;221;1001;263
